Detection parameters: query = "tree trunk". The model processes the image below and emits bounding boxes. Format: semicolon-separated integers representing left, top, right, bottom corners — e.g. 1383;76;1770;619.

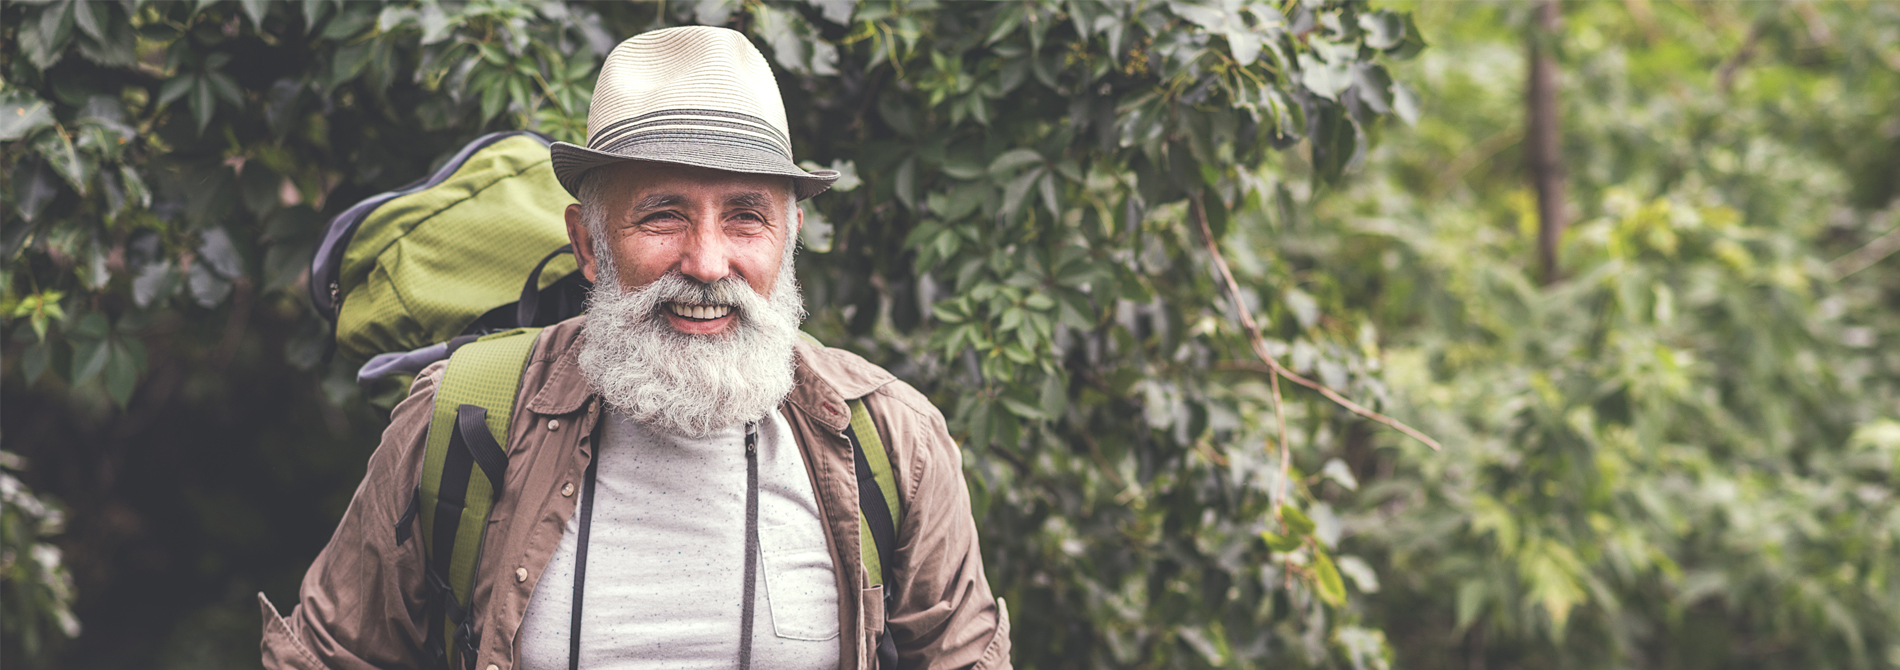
1527;0;1566;284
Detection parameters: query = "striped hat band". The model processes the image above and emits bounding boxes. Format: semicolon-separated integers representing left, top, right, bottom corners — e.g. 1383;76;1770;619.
549;26;837;200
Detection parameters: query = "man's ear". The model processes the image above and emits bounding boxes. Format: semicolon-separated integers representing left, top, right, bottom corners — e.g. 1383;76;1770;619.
565;203;599;283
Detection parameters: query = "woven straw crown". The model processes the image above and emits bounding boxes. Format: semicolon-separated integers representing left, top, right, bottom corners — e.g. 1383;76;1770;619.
549;26;838;200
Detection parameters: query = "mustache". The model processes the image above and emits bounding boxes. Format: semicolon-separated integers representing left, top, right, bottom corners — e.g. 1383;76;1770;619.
608;272;770;320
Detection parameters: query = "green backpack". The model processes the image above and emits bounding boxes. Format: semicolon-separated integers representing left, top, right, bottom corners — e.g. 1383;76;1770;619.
313;132;905;670
310;130;588;368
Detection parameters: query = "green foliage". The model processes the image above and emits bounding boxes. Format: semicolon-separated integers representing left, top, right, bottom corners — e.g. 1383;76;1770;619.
4;1;1421;667
0;451;79;666
1313;2;1900;667
13;1;1895;669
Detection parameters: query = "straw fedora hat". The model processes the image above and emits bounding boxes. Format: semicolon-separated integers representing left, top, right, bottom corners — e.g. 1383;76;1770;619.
549;26;838;200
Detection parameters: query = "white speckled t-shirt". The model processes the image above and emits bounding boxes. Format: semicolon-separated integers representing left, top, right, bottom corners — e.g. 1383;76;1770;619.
516;408;840;670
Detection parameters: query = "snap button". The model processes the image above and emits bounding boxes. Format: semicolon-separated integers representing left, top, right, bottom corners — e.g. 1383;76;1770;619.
515;567;528;583
547;419;560;431
561;482;575;497
486;664;500;670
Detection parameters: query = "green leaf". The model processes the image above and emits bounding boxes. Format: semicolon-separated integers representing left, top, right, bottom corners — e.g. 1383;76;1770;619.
36;131;87;196
1038;372;1067;419
1001;167;1043;220
1391;81;1420;126
1310;548;1347;606
133;261;179;307
189;76;216;133
998;396;1046;420
198;228;244;279
1281;504;1316;537
377;5;417;32
188;262;234;307
1299;53;1352;102
1455;580;1486;631
1336;555;1380;594
1320;458;1359;491
480;78;508;123
894;157;918;210
1349;63;1394;116
418;3;453;44
70;0;104;40
1260;531;1302;553
1357;10;1405;50
13;164;58;223
38;1;76;64
987;148;1044;177
1037;172;1059;218
507;74;532;114
798;203;834;253
21;343;50;384
68;311;106;339
206;71;245;107
71;337;110;384
120;165;151;210
332;41;374;84
159;75;195;107
102;341;139;407
0;92;56;141
240;0;271;27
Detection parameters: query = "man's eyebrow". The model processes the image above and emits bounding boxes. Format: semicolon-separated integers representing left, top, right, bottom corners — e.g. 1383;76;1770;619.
631;193;686;212
724;191;776;210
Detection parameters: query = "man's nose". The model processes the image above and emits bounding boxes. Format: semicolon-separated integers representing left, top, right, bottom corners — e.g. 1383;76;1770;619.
676;223;732;285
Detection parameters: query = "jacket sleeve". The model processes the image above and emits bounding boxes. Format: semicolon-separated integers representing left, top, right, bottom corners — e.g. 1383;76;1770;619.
871;383;1013;670
259;362;446;670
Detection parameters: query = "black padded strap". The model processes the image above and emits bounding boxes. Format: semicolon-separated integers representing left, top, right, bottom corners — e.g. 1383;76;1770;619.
849;428;899;588
567;449;599;670
454;405;508;497
739;422;760;670
517;244;574;327
394;488;421;546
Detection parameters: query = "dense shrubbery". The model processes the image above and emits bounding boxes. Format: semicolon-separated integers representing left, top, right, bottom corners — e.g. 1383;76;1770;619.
3;1;1418;667
3;1;1897;669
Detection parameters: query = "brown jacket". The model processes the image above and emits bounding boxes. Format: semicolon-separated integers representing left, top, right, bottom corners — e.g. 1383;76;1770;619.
259;318;1011;670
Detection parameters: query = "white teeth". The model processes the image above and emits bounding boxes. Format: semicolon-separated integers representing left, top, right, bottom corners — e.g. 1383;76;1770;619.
668;303;732;320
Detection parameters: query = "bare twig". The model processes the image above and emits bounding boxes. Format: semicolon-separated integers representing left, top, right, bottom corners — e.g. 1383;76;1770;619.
1217;361;1444;451
1829;212;1900;279
1433;125;1523;198
1715;22;1764;93
1189;193;1444;454
1188;195;1296;511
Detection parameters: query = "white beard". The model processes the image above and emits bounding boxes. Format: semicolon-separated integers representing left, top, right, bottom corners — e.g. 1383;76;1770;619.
577;249;804;438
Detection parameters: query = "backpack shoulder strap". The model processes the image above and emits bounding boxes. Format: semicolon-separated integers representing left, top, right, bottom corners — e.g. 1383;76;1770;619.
846;395;904;670
799;330;903;667
847;397;903;588
797;331;904;587
416;327;541;669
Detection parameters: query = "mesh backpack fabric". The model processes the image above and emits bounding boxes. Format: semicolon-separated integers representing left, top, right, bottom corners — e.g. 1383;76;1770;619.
312;131;581;364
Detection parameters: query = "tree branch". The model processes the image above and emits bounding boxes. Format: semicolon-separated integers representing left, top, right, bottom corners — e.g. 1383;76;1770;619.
1829;212;1900;279
1189;193;1443;453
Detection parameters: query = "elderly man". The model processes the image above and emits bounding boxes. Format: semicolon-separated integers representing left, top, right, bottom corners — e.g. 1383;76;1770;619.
260;27;1010;670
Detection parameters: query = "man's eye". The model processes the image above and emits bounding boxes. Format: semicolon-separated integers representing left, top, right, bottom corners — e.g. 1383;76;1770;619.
639;212;686;228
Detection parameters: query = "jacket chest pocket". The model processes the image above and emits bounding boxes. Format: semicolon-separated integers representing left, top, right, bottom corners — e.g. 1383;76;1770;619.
759;520;842;641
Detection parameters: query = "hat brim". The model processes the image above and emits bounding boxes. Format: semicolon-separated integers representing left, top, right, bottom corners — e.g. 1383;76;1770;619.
551;140;838;201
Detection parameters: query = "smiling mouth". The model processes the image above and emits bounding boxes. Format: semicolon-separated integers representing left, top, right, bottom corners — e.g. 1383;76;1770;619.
665;302;735;321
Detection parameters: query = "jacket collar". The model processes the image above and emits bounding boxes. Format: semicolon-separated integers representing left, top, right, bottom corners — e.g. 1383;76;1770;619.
524;319;896;433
